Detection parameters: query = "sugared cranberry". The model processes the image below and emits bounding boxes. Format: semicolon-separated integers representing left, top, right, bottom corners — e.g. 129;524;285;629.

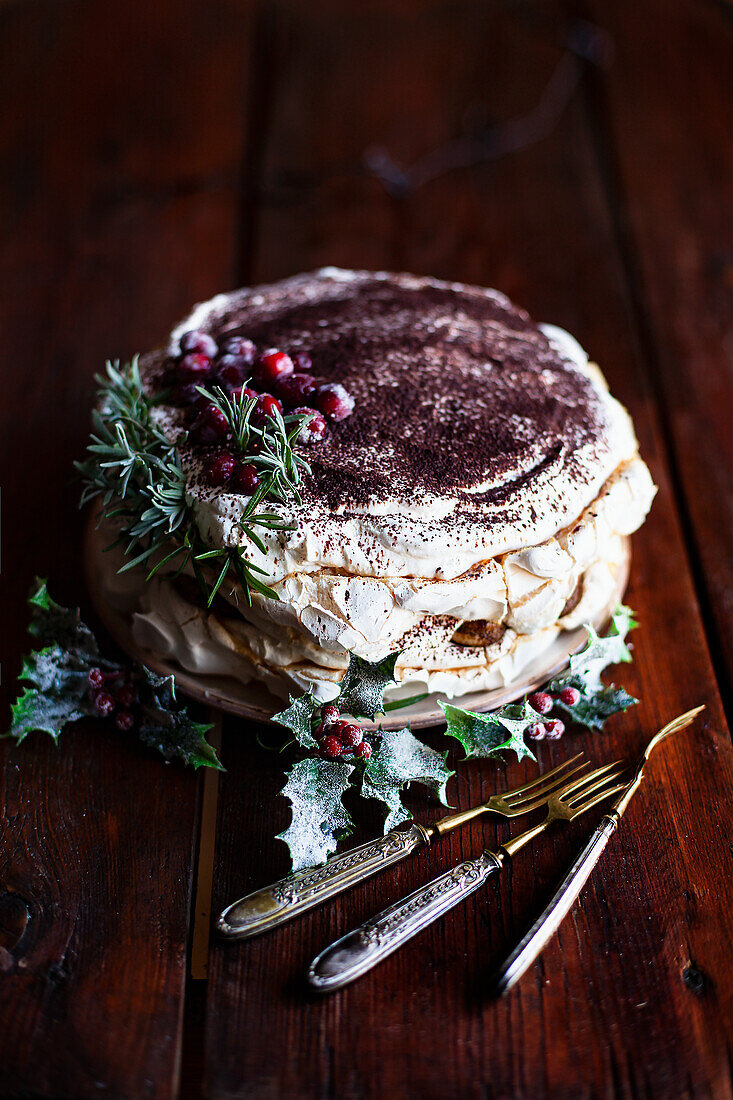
321;735;344;759
192;404;229;444
354;740;372;760
94;691;116;718
216;355;248;388
115;710;135;732
230;464;261;495
231;385;258;404
340;724;364;749
315;383;354;422
178;353;212;381
204;451;237;486
528;721;547;740
294;408;327;444
179;330;217;358
173;382;202;407
558;686;581;706
254;349;294;387
252;393;283;425
321;704;340;726
88;668;105;690
276;372;317;407
219;336;256;363
116;683;136;708
544;718;565;740
528;691;553;715
293;351;313;372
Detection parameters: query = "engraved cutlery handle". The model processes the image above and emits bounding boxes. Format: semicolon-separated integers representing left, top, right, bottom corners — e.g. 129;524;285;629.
493;815;618;994
217;824;428;940
308;849;502;991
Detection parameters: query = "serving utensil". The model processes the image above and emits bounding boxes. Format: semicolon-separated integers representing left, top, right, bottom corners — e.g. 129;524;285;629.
492;705;705;994
308;760;627;991
218;754;587;940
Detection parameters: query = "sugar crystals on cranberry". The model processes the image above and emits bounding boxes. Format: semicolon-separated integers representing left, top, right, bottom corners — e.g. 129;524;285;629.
315;382;354;422
216;354;249;388
179;330;217;358
276;372;317;407
219;336;256;363
294;407;327;444
178;352;213;381
252;393;283;425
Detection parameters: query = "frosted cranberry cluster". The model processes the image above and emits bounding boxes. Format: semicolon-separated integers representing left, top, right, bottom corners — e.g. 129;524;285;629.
168;329;355;492
526;686;581;740
313;704;372;762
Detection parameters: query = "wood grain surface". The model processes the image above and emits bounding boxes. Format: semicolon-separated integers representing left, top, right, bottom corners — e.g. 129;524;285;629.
1;2;732;1099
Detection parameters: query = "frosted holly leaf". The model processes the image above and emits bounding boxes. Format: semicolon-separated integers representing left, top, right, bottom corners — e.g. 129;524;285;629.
27;578;105;665
440;700;537;763
362;726;453;833
337;652;399;720
138;707;222;770
277;758;356;870
548;604;639;729
272;693;319;749
6;644;94;744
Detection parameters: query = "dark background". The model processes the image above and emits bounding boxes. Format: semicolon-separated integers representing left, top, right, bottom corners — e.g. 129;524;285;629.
1;1;732;1098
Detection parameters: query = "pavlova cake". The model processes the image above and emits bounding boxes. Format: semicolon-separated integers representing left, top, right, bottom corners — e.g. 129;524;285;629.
84;268;656;706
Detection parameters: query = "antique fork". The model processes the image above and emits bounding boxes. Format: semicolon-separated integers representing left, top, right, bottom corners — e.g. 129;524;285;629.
308;760;627;991
492;706;705;994
218;754;588;940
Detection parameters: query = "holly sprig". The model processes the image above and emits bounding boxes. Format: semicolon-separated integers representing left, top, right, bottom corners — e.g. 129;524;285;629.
440;604;638;757
4;580;222;770
271;653;453;868
75;359;312;607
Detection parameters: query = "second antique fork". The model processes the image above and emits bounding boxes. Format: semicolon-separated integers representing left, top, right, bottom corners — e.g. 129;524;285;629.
308;760;627;991
218;754;588;940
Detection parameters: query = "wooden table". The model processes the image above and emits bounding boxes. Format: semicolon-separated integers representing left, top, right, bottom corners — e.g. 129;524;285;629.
2;2;732;1097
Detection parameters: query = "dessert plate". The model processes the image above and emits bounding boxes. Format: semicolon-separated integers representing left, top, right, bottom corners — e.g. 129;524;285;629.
84;520;630;732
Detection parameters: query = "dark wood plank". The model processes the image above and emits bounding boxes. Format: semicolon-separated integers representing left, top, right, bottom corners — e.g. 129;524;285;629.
205;5;733;1098
583;0;733;707
0;1;251;1094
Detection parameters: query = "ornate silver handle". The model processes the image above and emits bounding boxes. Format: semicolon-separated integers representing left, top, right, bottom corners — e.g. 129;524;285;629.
308;849;502;991
217;824;428;940
493;815;618;994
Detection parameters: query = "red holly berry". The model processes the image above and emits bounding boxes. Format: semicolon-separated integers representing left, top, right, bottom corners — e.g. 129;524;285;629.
88;667;105;690
219;336;256;363
178;352;212;381
115;710;135;732
354;740;372;760
252;393;283;425
321;704;340;726
340;724;364;749
558;686;581;707
544;718;565;740
528;691;553;715
527;721;547;740
115;683;136;708
230;463;261;495
179;330;217;358
315;382;355;422
294;407;327;444
321;735;344;759
204;451;237;486
254;349;294;387
276;372;317;407
94;691;116;717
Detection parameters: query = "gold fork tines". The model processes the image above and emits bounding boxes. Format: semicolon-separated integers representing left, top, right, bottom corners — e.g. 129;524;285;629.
502;763;627;858
429;753;588;839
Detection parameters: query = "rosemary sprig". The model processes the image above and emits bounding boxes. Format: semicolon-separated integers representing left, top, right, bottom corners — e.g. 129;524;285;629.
77;360;313;607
